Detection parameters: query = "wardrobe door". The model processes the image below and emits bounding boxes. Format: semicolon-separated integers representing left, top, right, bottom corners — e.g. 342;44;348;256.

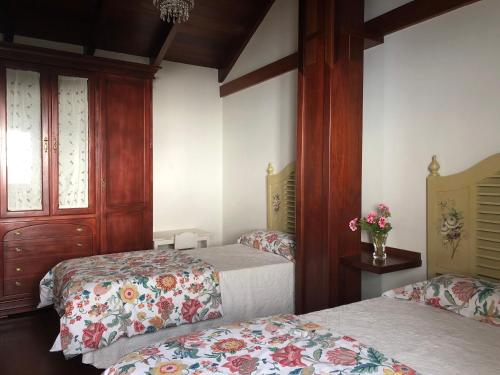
50;72;96;215
0;65;50;217
100;75;152;253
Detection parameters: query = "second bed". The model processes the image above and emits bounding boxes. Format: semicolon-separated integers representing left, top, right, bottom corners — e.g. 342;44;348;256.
80;242;294;368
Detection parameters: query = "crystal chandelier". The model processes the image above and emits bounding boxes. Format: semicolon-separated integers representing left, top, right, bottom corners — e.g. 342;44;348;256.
153;0;195;23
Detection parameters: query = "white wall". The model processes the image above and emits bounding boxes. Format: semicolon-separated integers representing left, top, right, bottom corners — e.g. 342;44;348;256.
6;36;224;245
153;62;223;245
362;0;500;298
222;0;298;243
364;0;412;21
224;0;298;82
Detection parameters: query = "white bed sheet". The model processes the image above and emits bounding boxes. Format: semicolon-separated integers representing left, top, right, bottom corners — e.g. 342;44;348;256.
82;244;294;368
303;297;500;375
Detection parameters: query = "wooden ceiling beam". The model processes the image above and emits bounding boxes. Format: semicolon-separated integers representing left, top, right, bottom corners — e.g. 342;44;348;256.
364;0;482;49
219;52;298;97
84;0;105;56
2;0;14;43
217;0;275;83
150;23;179;67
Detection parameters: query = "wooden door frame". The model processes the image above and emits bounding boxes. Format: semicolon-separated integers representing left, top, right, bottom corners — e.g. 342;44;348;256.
0;61;51;218
48;68;98;217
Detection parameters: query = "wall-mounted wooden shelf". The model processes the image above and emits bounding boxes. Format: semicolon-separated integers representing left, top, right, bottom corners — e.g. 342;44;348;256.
341;242;422;274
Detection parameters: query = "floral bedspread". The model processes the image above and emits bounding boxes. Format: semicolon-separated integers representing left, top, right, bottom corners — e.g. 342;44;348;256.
104;314;417;375
39;249;223;357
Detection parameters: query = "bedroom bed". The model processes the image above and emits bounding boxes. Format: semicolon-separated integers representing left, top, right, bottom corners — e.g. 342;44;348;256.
103;288;499;375
304;295;499;374
101;154;500;374
38;162;297;368
80;243;294;368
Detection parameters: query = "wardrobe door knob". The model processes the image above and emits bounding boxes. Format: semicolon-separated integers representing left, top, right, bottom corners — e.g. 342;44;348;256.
15;281;22;287
16;267;22;272
15;247;22;253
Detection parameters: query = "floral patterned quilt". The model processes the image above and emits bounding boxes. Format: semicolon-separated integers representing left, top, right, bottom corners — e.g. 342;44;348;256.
104;314;417;375
39;249;223;357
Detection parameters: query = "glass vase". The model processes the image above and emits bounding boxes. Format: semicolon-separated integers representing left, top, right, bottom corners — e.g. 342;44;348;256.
371;232;388;261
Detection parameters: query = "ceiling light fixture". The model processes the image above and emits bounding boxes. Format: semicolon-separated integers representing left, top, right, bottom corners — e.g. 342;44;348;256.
153;0;194;23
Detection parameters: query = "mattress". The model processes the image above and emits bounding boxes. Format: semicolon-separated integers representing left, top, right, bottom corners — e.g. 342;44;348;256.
82;243;295;368
303;297;500;375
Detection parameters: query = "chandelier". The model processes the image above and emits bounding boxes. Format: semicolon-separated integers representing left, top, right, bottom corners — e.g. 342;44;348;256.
153;0;195;23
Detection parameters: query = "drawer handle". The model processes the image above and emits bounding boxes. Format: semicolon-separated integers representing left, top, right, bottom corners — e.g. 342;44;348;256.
76;243;83;247
15;267;22;272
76;227;84;232
14;230;21;236
15;281;22;287
15;247;22;253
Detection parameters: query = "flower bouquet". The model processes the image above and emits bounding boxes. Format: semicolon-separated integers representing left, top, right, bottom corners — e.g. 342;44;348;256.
349;203;392;260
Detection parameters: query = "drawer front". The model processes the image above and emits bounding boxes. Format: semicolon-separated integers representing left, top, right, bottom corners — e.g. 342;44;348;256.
4;223;93;241
4;276;40;296
4;237;92;260
4;250;88;279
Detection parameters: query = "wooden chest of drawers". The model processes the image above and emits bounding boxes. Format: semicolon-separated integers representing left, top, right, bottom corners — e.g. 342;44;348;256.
0;219;95;316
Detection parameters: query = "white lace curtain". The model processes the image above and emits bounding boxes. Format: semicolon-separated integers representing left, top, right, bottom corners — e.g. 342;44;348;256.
6;69;43;211
58;76;89;209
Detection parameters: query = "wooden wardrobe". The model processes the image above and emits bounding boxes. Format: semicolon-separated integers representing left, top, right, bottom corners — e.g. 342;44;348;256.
0;43;155;315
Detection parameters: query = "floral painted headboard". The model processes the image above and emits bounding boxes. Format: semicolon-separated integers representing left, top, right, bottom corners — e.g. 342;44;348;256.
267;162;296;234
427;154;500;281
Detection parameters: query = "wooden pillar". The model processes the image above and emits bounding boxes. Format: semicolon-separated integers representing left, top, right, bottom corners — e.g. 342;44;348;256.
295;0;363;314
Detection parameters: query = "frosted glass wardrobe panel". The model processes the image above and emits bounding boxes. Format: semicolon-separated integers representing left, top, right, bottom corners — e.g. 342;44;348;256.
57;76;89;209
6;69;43;211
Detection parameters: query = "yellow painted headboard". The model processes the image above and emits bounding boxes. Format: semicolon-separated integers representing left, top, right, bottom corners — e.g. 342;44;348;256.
267;162;296;234
427;154;500;281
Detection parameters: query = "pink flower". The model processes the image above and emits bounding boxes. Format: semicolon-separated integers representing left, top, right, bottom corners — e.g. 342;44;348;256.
271;344;306;367
266;233;278;243
426;297;442;308
82;322;107;349
133;320;145;333
139;347;161;356
222;355;258;374
207;311;222;320
60;324;73;350
156;296;174;320
348;218;358;232
378;217;387;229
181;299;202;323
377;203;389;212
366;212;377;224
392;364;417;375
326;347;358;366
342;336;356;342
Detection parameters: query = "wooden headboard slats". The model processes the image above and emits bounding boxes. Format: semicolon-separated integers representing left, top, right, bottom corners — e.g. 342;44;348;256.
476;169;500;280
427;154;500;281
